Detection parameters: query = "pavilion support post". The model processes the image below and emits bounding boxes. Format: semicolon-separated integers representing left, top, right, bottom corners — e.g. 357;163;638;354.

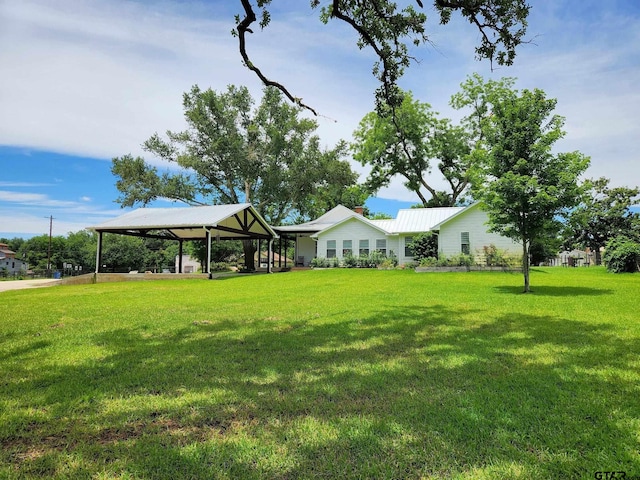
95;231;103;274
206;229;212;279
268;239;273;273
257;239;261;268
278;238;282;268
178;240;183;274
284;237;288;268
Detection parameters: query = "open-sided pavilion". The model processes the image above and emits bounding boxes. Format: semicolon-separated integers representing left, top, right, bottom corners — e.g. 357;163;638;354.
87;204;279;276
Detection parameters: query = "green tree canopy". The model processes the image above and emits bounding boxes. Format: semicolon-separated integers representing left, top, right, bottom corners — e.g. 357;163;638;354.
236;1;530;114
112;85;363;270
113;85;360;224
563;177;640;264
352;91;473;207
473;87;590;292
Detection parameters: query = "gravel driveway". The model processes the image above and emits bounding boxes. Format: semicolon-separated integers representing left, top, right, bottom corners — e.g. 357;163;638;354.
0;279;61;293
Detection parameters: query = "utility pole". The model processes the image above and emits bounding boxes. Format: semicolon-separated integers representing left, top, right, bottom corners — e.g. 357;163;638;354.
46;215;54;274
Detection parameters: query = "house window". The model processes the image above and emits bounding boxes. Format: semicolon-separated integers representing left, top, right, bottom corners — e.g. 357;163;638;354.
404;236;414;257
461;232;470;254
342;240;352;257
326;240;336;258
359;239;369;256
376;239;387;256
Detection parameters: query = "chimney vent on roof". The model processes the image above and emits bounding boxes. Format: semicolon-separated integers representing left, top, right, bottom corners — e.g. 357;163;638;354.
353;206;364;215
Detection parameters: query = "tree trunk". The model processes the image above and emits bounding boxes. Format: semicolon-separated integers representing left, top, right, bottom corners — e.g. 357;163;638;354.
522;239;530;293
594;248;602;266
242;239;256;271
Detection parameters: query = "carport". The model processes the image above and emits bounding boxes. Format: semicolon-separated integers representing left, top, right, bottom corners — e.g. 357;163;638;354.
87;204;278;276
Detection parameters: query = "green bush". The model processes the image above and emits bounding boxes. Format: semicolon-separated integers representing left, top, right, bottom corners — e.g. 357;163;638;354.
419;256;438;267
367;251;386;267
211;262;232;272
311;257;331;268
482;244;517;266
410;232;438;262
603;236;640;273
449;253;474;267
342;254;358;268
424;253;475;267
378;258;397;269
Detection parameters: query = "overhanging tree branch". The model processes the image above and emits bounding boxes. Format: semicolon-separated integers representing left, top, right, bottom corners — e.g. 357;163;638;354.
236;0;318;116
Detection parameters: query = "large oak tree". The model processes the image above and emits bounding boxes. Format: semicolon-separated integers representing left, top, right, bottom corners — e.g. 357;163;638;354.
112;85;362;270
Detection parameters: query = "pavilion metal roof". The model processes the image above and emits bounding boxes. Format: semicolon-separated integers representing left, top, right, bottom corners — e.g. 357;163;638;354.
87;204;277;240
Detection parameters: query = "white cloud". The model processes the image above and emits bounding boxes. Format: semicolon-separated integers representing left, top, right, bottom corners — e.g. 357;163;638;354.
0;190;78;207
0;211;94;237
0;0;373;163
0;182;54;187
1;0;639;216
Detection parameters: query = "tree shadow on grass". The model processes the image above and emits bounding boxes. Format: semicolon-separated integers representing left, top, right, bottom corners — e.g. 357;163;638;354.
493;285;614;296
2;304;639;479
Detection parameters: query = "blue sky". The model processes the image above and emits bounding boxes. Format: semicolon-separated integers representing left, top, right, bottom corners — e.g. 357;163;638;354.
1;0;639;238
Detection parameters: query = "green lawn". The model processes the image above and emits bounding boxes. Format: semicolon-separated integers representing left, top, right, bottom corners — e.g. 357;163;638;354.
1;268;639;479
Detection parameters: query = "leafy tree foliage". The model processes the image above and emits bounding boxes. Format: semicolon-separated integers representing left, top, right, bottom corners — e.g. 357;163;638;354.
16;235;66;271
187;240;244;270
409;232;439;262
450;73;519;144
352;91;473;206
0;237;25;253
112;85;362;270
235;1;530;114
113;85;359;222
6;232;183;274
563;177;640;264
473;87;589;292
603;236;640;273
367;212;392;220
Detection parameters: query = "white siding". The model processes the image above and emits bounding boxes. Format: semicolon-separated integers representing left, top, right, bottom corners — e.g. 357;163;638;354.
316;218;388;261
437;205;520;260
175;255;200;273
296;236;316;266
398;235;417;265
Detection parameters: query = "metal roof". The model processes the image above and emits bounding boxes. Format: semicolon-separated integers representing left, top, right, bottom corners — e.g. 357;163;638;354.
310;214;390;238
430;202;482;231
390;207;465;233
274;205;467;236
87;204;277;240
368;219;396;233
273;205;358;234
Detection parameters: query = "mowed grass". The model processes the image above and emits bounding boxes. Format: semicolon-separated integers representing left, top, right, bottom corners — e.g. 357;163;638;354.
1;268;639;479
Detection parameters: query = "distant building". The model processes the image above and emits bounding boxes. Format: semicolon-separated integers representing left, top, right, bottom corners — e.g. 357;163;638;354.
175;255;201;274
0;243;28;275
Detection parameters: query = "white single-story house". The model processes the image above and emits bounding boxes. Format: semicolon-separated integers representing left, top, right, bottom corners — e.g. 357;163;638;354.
0;243;28;275
274;203;520;266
